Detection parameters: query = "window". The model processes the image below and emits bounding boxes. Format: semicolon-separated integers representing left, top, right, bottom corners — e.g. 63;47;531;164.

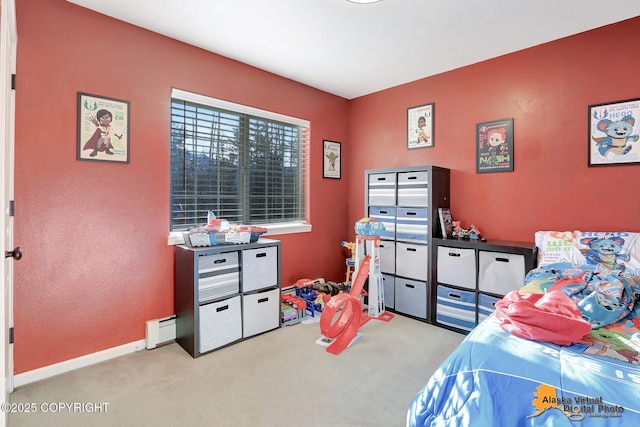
170;89;310;234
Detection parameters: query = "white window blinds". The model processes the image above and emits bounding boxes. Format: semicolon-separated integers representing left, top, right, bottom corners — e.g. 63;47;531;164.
170;89;309;231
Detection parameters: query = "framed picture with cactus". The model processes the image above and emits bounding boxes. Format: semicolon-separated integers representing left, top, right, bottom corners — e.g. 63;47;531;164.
323;140;341;179
77;92;130;163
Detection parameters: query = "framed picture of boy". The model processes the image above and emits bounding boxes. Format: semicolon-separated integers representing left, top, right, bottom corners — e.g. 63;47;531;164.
77;92;130;163
407;103;434;149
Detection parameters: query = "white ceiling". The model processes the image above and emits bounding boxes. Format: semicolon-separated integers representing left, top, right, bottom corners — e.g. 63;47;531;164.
66;0;640;100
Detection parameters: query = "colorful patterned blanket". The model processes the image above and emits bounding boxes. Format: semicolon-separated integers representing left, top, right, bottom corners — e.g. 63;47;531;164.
520;262;640;364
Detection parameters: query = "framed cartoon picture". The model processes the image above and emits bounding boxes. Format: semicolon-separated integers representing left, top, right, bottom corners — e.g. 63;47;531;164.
438;207;453;239
476;118;514;173
77;92;130;163
588;97;640;166
407;103;434;149
323;140;341;179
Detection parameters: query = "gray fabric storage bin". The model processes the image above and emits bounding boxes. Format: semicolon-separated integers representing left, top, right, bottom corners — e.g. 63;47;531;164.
198;251;240;302
397;171;429;206
394;277;427;319
367;173;396;205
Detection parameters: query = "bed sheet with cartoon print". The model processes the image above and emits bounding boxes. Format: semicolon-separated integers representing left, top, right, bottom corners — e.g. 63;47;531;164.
407;231;640;427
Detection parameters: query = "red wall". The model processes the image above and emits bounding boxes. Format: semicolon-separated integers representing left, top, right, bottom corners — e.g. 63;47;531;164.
13;1;640;374
348;16;640;242
13;0;349;373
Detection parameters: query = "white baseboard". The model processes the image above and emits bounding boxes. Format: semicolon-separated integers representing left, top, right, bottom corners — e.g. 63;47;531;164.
13;339;146;388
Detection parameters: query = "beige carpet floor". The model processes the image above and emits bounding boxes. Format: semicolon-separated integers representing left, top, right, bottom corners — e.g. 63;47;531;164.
8;313;464;427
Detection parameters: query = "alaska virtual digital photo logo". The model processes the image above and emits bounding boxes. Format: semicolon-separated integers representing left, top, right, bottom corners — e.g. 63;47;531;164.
528;384;624;421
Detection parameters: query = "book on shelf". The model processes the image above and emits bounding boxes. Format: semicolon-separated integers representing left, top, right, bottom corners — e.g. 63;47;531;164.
438;207;453;238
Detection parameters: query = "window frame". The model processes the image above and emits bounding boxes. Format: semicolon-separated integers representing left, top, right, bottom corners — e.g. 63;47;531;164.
167;89;311;245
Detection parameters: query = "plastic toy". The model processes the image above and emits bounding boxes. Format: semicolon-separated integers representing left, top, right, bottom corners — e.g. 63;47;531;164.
341;240;356;283
318;218;394;355
281;294;307;326
294;278;326;317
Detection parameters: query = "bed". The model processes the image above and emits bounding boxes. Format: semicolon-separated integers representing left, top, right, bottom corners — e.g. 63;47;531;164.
407;231;640;426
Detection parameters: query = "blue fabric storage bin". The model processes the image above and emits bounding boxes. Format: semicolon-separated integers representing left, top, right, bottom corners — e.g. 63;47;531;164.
395;207;428;242
382;274;395;309
368;206;395;239
478;292;501;323
395;278;427;319
436;285;477;332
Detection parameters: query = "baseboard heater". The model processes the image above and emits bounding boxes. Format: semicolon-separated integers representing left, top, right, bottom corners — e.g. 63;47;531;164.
145;315;177;349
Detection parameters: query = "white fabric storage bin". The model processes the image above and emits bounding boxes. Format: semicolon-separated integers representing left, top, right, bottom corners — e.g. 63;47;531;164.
396;242;429;280
394;278;427;319
243;288;280;338
198;296;242;353
397;171;429;206
242;246;278;292
367;172;396;205
378;240;395;274
478;251;525;295
436;246;476;290
382;274;394;309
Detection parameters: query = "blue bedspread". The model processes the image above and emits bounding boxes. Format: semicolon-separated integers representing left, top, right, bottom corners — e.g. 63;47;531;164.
407;316;640;426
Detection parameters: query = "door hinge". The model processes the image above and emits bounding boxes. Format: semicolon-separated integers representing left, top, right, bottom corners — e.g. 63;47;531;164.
11;74;16;90
9;327;14;344
9;200;15;216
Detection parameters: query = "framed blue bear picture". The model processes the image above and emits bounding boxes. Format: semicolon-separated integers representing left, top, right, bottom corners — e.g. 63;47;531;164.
588;97;640;167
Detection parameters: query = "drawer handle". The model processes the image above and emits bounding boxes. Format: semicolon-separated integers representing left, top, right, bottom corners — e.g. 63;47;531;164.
376;177;387;181
216;305;229;312
256;253;267;258
448;252;460;257
449;293;461;299
379;210;388;214
405;211;417;216
405;284;415;289
214;258;226;264
258;297;269;303
407;176;417;180
495;257;509;262
406;248;417;252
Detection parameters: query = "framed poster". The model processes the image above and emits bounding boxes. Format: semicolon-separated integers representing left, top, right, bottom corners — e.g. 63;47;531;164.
323;140;341;179
77;92;130;163
407;103;434;149
588;97;640;166
438;207;453;239
476;118;514;173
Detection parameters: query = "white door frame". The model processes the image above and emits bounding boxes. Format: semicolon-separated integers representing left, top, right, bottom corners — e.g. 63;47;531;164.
1;1;17;424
